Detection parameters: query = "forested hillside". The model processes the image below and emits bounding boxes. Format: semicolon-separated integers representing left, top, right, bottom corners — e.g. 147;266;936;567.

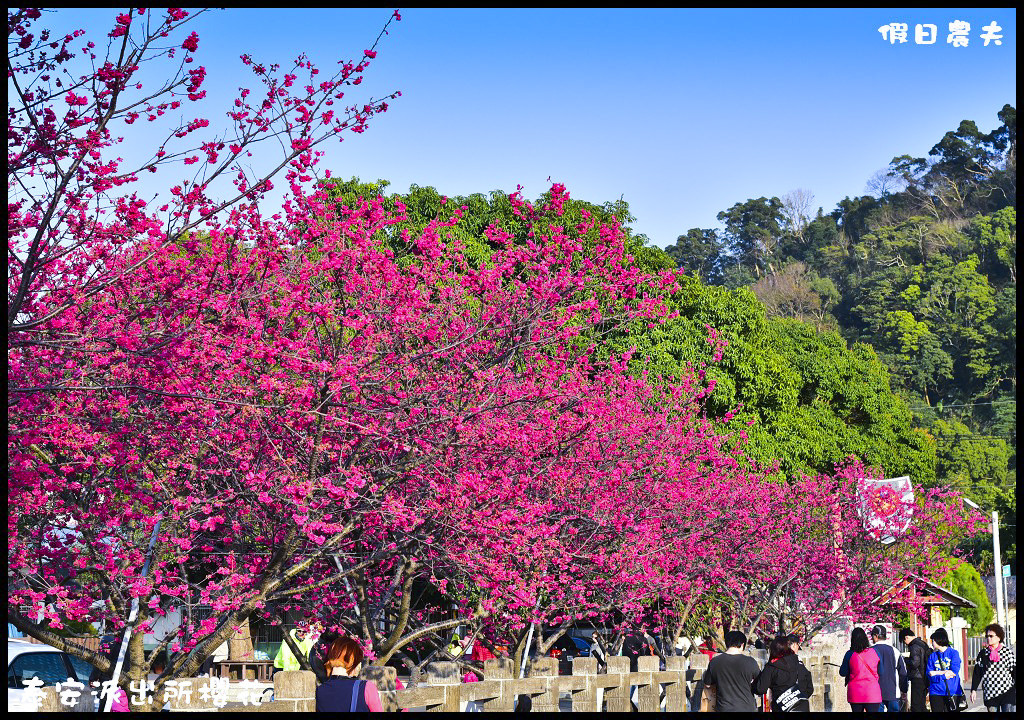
666;104;1016;572
322;106;1014;575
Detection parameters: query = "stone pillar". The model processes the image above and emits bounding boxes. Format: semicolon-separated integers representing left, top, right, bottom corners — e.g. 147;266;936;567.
571;656;597;713
826;665;850;712
37;687;64;712
271;670;316;712
483;657;515;712
228;619;255;663
424;661;460;713
664;656;687;712
809;661;826;712
635;656;660;712
688;653;710;712
169;677;219;712
527;656;558;713
361;665;398;712
604;656;632;712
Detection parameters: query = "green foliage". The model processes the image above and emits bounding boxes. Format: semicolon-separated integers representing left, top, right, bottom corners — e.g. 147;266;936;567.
716;197;785;278
319;177;672;275
604;274;935;480
940;561;995;633
681;104;1016;572
665;228;725;284
39;617;99;637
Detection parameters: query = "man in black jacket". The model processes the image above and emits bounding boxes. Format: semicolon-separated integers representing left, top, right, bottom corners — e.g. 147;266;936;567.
899;627;931;712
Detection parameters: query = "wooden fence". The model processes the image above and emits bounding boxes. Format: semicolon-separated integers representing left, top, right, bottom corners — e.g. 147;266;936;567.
264;652;848;713
32;648;852;712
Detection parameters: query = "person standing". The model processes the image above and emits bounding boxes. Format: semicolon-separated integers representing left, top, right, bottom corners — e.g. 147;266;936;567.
697;636;718;661
970;623;1016;713
274;627;316;674
622;631;647;672
870;625;908;711
309;628;341;684
899;627;932;712
753;636;813;712
702;630;760;712
927;627;964;712
786;633;802;655
315;637;384;712
839;627;882;712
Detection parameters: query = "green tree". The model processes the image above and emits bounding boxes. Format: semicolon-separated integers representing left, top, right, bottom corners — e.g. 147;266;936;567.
941;561;994;633
970;206;1017;284
665;227;725;284
606;275;936;481
717;197;784;278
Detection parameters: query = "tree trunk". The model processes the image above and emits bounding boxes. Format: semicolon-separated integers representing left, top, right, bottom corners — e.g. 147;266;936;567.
228;618;255;660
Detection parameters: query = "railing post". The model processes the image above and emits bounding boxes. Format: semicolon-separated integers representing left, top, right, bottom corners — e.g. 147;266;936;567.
571;657;598;713
635;656;659;712
809;657;825;712
482;658;515;712
424;661;460;713
826;661;849;712
360;665;398;712
687;652;710;712
527;657;559;712
665;656;687;712
605;656;632;712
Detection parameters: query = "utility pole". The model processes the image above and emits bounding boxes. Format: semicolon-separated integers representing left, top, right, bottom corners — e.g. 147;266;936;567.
963;500;1005;631
104;518;163;712
991;511;1006;632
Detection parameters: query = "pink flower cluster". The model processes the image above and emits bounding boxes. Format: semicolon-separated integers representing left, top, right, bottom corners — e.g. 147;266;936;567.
7;7;981;686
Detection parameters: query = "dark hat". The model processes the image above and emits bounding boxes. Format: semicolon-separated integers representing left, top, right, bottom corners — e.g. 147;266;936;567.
870;625;887;639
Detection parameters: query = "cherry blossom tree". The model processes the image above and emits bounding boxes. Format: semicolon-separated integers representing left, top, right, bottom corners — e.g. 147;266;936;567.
8;8;690;696
8;8;984;712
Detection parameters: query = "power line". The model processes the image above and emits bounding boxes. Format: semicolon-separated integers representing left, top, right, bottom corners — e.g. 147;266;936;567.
909;400;1016;411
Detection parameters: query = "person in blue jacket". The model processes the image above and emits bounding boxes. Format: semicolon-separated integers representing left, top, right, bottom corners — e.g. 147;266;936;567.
926;628;963;712
869;625;908;711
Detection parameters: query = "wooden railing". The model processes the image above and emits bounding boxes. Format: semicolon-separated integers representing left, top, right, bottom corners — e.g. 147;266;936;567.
382;652;846;712
233;651;850;712
31;648;851;711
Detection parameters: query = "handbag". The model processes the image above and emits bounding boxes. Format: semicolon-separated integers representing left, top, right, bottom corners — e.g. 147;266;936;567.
774;683;804;712
773;659;811;712
936;651;967;713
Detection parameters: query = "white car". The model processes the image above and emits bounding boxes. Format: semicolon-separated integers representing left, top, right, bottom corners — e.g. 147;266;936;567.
7;638;94;712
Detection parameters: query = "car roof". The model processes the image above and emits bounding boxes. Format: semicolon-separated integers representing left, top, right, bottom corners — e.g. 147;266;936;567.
7;639;71;662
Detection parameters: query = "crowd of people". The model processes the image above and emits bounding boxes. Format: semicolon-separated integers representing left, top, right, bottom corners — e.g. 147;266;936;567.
837;623;1015;714
699;623;1015;714
702;631;813;712
264;621;1017;713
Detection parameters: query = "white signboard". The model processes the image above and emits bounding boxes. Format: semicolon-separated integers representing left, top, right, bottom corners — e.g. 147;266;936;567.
856;476;914;545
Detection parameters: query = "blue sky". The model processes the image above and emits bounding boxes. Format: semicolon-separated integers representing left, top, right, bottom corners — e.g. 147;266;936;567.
43;8;1016;249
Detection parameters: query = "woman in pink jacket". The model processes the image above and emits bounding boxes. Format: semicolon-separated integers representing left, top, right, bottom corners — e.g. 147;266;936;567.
839;627;883;712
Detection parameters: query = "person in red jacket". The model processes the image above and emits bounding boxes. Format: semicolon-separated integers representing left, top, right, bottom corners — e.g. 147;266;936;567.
698;636;718;660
